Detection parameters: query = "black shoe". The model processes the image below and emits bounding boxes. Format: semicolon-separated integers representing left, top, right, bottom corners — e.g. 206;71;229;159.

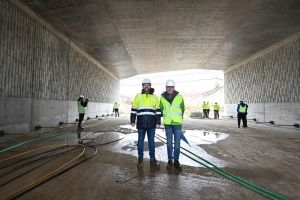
174;160;182;170
150;158;160;168
166;160;173;169
238;126;240;128
137;157;143;168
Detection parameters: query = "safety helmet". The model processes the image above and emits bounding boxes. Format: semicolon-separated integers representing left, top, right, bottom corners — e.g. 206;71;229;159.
142;78;151;85
166;79;175;87
79;95;84;98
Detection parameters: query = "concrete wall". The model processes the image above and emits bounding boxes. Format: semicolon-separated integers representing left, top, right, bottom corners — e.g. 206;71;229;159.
0;0;119;133
224;32;300;125
225;103;300;125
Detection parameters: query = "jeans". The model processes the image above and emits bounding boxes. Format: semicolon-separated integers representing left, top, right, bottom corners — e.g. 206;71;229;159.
165;125;181;160
214;110;219;119
137;128;156;159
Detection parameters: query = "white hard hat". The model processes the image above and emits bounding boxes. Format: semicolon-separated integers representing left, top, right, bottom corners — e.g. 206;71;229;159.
166;79;175;87
142;78;151;85
79;95;84;98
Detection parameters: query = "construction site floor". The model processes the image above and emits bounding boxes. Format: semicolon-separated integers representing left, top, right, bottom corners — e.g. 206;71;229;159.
0;117;299;200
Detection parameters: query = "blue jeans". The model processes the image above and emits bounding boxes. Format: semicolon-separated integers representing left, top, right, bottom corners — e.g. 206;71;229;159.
137;128;156;159
214;110;219;119
165;125;181;160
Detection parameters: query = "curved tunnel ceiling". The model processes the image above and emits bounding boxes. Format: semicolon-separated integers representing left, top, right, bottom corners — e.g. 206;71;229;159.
21;0;300;79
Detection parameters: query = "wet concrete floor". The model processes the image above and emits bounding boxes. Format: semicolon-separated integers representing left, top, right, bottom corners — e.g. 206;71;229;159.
0;117;300;199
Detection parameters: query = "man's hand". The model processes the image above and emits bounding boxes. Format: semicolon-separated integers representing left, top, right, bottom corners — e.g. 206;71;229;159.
156;124;160;128
131;123;135;127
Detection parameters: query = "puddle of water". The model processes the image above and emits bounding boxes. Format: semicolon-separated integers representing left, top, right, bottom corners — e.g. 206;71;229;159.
183;130;229;145
103;125;230;168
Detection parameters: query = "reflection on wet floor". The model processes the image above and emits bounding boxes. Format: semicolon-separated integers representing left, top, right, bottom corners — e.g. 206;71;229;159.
103;125;230;168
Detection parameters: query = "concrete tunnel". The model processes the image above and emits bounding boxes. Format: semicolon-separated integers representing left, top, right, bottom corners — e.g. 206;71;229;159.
1;0;300;134
1;1;300;199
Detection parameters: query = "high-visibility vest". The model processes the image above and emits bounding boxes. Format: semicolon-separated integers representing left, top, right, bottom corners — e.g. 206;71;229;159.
77;101;86;114
137;93;156;108
131;93;159;116
161;95;183;125
202;103;207;109
239;104;246;113
113;104;119;109
213;104;220;110
207;103;210;109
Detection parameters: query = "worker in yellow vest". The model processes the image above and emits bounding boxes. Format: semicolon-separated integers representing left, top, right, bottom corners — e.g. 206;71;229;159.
202;101;207;118
113;102;120;117
206;102;211;118
160;79;185;170
77;95;89;131
213;102;220;119
130;78;161;168
237;100;248;128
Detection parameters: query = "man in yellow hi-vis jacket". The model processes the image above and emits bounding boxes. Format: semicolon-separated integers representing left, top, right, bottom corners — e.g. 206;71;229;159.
160;79;185;170
130;78;161;168
113;102;120;117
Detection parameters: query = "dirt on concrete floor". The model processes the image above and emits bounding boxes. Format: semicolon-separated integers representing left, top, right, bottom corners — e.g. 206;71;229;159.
0;117;299;199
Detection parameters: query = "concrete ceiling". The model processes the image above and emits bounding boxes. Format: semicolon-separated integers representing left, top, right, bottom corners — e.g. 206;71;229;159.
21;0;300;79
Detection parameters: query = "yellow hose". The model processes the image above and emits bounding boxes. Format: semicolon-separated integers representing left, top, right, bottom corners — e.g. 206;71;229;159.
3;144;85;200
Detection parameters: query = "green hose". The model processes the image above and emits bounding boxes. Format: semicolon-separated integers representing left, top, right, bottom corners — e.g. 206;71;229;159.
0;118;111;154
0;131;74;154
180;146;288;200
155;134;289;200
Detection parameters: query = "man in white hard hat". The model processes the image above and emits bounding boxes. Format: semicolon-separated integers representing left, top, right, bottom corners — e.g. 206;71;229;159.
160;79;185;170
130;78;161;168
77;95;89;131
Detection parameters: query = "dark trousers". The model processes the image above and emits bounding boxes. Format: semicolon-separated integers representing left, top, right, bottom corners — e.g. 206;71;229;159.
237;113;247;127
114;108;119;117
214;110;219;119
203;109;206;118
207;109;210;118
78;113;85;127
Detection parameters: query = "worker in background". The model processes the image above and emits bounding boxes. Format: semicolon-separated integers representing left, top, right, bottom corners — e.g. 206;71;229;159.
213;102;220;119
160;79;185;170
202;101;207;118
77;95;89;131
237;100;248;128
130;78;161;168
113;102;120;117
206;102;211;118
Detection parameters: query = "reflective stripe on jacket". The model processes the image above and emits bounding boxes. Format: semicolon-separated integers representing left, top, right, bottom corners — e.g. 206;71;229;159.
160;95;184;125
130;93;161;129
